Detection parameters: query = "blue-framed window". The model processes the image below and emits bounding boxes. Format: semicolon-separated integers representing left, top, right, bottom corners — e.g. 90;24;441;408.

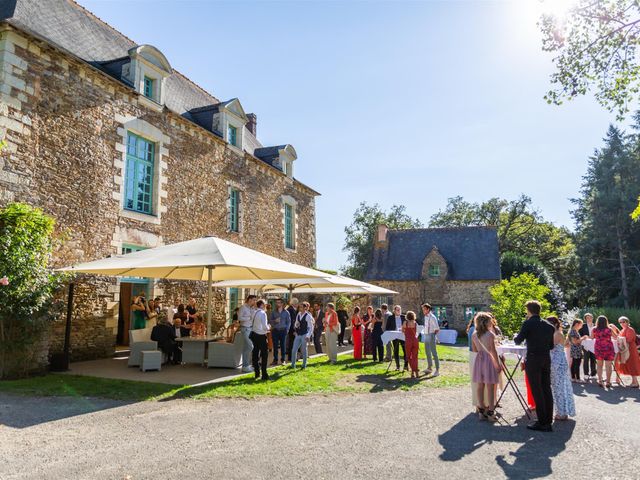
228;124;237;146
124;132;155;215
229;188;240;232
143;76;154;99
284;203;295;249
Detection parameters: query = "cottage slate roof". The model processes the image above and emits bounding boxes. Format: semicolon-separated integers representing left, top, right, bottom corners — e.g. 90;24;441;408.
365;226;501;282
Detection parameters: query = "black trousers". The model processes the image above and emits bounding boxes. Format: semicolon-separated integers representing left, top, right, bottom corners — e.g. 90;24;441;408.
286;329;295;361
338;319;347;345
392;339;407;369
250;332;268;378
582;349;596;376
313;328;323;353
372;331;384;362
570;357;582;380
525;353;553;426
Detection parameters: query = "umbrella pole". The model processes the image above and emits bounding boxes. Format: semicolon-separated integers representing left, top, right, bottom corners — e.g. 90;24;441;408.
207;266;213;335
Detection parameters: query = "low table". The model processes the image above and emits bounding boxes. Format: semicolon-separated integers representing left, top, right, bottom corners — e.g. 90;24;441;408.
179;335;219;365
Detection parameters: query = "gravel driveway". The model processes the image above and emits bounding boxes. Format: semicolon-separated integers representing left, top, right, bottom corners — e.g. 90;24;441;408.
1;380;638;479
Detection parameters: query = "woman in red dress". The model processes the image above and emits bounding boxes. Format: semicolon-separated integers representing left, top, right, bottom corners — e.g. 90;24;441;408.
616;317;640;388
351;306;363;360
591;315;616;388
403;311;420;378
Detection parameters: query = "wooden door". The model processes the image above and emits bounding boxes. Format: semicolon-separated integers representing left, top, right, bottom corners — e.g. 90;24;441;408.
117;283;133;346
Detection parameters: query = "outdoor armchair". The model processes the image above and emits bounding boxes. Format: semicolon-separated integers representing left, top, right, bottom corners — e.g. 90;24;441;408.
207;333;242;368
128;327;158;367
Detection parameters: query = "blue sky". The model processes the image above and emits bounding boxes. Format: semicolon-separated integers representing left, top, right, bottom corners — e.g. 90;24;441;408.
81;0;618;270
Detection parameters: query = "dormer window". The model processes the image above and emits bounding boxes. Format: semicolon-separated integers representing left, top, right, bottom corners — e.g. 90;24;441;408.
228;125;238;147
121;45;172;110
254;144;297;178
429;264;440;277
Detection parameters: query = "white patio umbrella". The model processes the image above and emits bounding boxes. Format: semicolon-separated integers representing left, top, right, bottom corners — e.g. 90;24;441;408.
58;236;330;333
213;274;397;296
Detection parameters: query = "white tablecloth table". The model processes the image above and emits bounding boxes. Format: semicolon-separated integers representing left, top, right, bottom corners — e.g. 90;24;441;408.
381;326;424;346
495;343;531;419
179;335;218;364
436;329;458;345
581;338;619;354
497;344;527;357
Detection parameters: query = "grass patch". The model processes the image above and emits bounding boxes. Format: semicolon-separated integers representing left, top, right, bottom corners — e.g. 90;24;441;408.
0;345;471;401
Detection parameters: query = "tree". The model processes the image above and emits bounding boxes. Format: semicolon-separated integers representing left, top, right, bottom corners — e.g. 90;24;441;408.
489;273;553;337
572;125;640;308
500;251;565;313
0;203;62;379
342;203;423;279
539;1;640;224
429;195;576;304
540;1;640;120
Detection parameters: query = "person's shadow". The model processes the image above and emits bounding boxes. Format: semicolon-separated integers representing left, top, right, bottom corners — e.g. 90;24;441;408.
439;413;575;478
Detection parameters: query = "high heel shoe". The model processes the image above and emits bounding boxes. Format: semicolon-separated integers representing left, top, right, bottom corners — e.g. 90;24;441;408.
483;410;499;422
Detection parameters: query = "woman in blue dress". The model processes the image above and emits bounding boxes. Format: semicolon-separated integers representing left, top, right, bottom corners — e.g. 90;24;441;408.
547;316;575;420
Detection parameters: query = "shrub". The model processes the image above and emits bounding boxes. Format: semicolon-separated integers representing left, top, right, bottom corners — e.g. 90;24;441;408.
489;273;554;337
0;202;62;379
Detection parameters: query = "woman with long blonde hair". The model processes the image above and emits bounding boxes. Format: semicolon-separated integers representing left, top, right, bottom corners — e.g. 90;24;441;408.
471;312;501;421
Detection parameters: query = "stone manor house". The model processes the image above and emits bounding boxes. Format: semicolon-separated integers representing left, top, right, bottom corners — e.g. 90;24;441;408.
365;225;501;331
0;0;319;360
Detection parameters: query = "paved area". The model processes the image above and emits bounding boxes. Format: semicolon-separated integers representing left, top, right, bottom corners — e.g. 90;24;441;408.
64;345;353;386
1;379;638;480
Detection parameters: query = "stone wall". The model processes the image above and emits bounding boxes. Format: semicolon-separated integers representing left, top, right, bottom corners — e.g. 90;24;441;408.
0;26;318;361
363;279;497;331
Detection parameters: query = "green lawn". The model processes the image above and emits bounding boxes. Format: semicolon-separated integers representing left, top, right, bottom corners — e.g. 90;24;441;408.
0;344;470;401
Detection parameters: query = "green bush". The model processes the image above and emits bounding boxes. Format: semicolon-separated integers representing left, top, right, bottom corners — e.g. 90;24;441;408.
578;306;640;330
0;202;62;379
489;273;554;337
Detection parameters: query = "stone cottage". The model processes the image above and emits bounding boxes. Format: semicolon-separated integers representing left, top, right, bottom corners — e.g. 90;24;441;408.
365;225;500;331
0;0;319;360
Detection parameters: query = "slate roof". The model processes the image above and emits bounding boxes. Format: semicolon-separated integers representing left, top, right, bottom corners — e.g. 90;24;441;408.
365;226;501;282
0;0;320;195
0;0;219;115
254;146;287;167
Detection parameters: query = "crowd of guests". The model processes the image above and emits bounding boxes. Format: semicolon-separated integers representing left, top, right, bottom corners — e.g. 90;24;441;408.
467;300;640;432
130;292;206;365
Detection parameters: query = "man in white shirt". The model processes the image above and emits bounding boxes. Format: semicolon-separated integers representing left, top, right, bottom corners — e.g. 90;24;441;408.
238;295;257;373
290;301;313;369
250;299;270;380
422;303;440;376
381;304;393;362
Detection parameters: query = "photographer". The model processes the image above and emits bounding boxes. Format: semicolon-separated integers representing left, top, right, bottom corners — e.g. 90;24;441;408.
131;293;149;330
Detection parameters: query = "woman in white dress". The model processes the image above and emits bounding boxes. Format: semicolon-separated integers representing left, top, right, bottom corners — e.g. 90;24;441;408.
547;316;576;420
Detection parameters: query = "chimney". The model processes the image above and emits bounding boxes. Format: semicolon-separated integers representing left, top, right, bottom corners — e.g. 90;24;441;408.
375;224;389;247
246;113;257;136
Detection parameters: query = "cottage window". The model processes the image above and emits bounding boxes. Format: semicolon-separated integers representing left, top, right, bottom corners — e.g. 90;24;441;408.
228;125;238;147
229;188;240;233
143;76;155;99
429;264;440;277
431;305;451;324
121;244;151;297
284;203;295;249
464;306;482;323
124;132;155;215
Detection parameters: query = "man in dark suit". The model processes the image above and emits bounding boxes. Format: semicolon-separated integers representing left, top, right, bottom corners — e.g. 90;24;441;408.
151;319;177;365
312;302;324;354
171;317;190;364
578;313;596;380
515;300;555;432
385;305;407;371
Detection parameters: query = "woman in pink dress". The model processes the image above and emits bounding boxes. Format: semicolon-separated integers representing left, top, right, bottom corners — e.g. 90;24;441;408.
616;317;640;388
403;311;420;378
471;312;501;422
351;306;363;360
591;315;616;388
